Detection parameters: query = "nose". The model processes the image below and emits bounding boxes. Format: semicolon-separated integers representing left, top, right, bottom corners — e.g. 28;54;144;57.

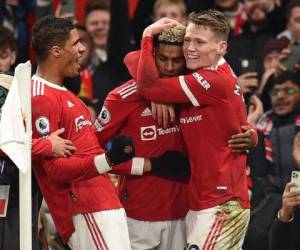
78;42;86;53
165;61;174;72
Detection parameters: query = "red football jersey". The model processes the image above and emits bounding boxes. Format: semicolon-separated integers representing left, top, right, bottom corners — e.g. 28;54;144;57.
95;80;189;221
125;37;250;210
31;75;122;242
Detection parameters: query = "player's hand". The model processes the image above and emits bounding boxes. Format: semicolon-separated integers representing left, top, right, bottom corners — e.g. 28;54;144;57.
238;72;259;94
247;95;264;126
143;17;180;37
48;128;76;158
228;126;257;153
293;132;300;168
279;182;300;222
151;102;175;128
106;135;135;165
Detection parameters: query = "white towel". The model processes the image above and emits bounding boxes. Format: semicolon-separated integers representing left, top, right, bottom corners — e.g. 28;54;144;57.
0;61;32;173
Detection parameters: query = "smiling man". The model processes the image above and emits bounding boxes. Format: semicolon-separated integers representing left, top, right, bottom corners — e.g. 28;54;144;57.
125;10;254;249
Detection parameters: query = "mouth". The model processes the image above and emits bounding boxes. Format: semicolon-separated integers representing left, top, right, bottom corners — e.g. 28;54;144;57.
274;102;290;110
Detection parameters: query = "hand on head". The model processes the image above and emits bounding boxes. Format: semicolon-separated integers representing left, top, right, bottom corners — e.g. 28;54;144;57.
143;18;182;37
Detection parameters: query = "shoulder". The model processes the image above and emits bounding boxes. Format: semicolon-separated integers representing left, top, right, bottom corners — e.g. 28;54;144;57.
107;80;140;102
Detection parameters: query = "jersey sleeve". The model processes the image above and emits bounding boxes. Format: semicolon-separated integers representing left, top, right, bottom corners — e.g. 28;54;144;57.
95;93;138;147
95;92;145;175
32;138;52;159
131;37;233;106
42;155;101;183
32;95;60;139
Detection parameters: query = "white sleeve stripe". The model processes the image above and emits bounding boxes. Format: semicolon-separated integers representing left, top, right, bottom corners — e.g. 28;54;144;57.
131;157;144;175
94;154;112;174
178;75;200;107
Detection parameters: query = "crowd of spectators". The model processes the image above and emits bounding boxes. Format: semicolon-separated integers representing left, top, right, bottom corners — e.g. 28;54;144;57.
1;0;300;249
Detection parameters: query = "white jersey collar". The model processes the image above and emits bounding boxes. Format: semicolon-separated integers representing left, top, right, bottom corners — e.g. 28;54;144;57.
204;57;226;71
32;75;67;91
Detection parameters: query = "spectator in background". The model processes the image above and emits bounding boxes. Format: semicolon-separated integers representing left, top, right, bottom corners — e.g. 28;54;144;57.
258;37;290;111
132;0;187;49
0;26;16;73
153;0;187;24
226;0;274;101
86;0;133;112
269;131;300;250
214;0;248;36
245;71;300;250
85;1;110;69
278;0;300;41
76;25;95;101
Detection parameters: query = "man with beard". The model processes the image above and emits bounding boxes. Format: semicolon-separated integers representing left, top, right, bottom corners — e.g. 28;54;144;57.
226;0;274;101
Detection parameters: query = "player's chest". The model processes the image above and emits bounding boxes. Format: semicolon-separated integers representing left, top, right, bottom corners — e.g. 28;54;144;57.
59;97;92;130
124;104;181;142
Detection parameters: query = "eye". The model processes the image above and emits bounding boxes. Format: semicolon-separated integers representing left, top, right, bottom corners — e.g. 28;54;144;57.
158;55;166;61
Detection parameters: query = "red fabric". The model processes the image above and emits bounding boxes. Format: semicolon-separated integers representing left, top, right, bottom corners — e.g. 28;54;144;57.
128;0;139;19
95;80;189;221
125;37;250;210
76;0;87;25
79;68;94;100
32;139;52;159
0;199;5;214
53;0;61;11
232;6;248;36
31;76;122;242
26;12;36;65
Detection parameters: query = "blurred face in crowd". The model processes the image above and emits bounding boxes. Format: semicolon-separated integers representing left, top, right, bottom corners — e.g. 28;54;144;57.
58;29;85;77
214;0;239;11
0;47;16;73
154;3;185;24
288;6;300;40
155;43;185;77
244;0;268;25
77;29;93;68
270;81;300;116
183;23;227;70
263;51;281;71
85;9;110;49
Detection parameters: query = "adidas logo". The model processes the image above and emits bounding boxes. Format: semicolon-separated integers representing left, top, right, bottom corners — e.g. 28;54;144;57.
141;108;152;117
67;100;75;108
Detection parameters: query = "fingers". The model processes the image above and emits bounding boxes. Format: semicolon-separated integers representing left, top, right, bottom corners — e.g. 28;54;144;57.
167;105;176;123
64;144;76;152
151;102;157;121
239;72;258;78
162;105;169;128
156;104;163;126
50;128;65;137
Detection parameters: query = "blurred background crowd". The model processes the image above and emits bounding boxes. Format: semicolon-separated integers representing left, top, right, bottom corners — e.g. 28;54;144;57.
1;0;300;249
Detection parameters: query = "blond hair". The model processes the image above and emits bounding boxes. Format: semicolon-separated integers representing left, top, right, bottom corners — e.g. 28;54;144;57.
188;10;230;40
156;25;186;45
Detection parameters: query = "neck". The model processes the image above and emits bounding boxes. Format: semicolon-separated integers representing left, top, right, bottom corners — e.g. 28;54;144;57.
36;62;64;86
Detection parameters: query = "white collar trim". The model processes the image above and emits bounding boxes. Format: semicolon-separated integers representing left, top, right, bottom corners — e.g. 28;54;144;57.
204;57;226;70
32;75;67;91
